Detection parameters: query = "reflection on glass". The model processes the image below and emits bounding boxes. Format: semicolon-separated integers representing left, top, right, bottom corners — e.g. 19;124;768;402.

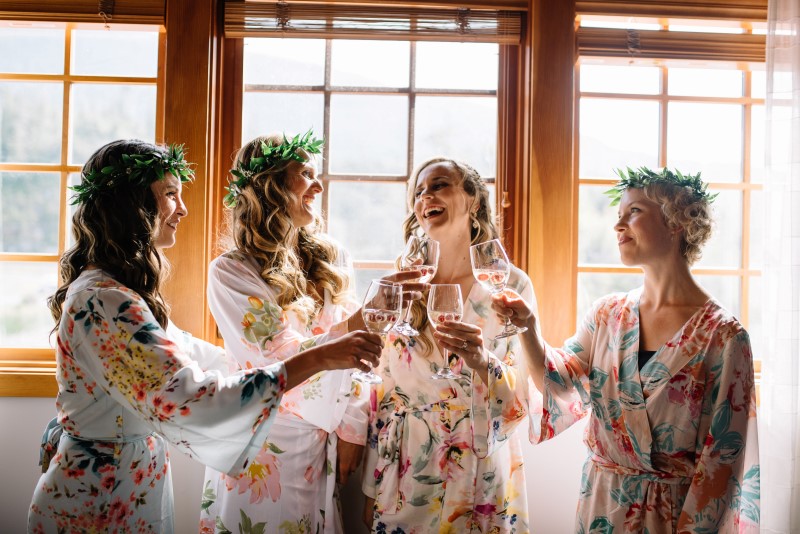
70;84;156;165
244;38;325;86
579;98;659;178
667;102;742;182
696;190;741;269
329;95;408;174
328;182;406;262
577;272;643;325
71;29;158;77
414;96;497;178
0;82;62;164
668;68;743;98
416;42;498;90
749;190;763;270
242;92;323;142
750;105;766;183
696;274;740;316
1;173;60;254
580;63;660;95
331;40;409;87
0;27;64;74
578;185;620;265
0;262;58;348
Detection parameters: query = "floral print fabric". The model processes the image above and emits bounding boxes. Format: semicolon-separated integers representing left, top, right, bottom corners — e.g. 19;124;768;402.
28;269;286;533
200;251;368;534
363;266;535;533
530;288;760;533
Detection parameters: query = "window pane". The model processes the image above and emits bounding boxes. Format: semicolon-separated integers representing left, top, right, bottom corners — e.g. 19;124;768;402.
580;64;661;95
416;42;498;90
244;38;325;86
577;272;643;325
70;84;156;165
353;268;393;302
0;82;62;163
329;95;408;174
578;185;619;264
1;172;60;254
696;189;742;268
414;96;497;178
327;182;407;262
331;40;409;87
749;190;762;270
750;105;765;183
580;98;659;179
0;262;57;348
242;92;324;143
668;68;742;97
0;27;64;74
66;173;81;248
667;102;742;182
71;29;158;77
696;274;740;316
751;69;766;99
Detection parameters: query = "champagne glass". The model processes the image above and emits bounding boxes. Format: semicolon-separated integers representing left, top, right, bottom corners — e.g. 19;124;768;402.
353;280;402;384
394;236;439;337
469;239;527;339
427;284;466;381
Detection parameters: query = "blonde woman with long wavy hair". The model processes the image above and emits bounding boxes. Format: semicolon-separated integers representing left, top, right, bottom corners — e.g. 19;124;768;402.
199;132;422;534
361;157;538;532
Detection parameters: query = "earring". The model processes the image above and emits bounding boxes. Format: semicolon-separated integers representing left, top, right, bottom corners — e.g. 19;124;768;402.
470;213;479;229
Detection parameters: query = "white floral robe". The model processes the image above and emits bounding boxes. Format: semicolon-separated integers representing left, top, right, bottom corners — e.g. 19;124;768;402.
28;269;286;534
200;251;368;534
529;288;760;533
362;266;535;534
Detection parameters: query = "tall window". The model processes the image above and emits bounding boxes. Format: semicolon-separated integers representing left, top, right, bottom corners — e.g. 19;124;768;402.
0;22;161;360
576;17;766;357
240;38;499;295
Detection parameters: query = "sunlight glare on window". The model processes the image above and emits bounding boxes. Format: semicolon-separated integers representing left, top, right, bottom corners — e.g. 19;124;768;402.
71;28;158;77
331;40;409;87
668;67;743;97
0;25;64;74
244;38;325;86
242;92;323;142
416;42;498;90
580;63;660;95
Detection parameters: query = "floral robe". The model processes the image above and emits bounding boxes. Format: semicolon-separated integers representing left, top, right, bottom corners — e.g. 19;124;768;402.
200;251;368;534
28;269;286;534
529;288;760;533
363;266;535;534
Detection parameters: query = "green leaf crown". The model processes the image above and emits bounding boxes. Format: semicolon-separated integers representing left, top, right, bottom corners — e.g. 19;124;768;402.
70;144;194;205
224;130;324;208
605;166;718;207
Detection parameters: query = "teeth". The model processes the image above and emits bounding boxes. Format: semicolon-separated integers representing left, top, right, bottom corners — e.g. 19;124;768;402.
425;207;444;218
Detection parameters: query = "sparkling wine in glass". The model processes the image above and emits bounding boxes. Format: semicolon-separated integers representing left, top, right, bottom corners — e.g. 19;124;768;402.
394;236;439;337
427;284;466;381
469;239;527;339
353;280;402;384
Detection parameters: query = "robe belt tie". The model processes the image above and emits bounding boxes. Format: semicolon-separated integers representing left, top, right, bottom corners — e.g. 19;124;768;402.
373;399;469;514
590;454;692;485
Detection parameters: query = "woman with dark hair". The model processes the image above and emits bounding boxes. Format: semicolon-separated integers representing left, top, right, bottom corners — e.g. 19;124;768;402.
28;139;381;533
361;157;537;532
495;167;760;532
199;132;424;533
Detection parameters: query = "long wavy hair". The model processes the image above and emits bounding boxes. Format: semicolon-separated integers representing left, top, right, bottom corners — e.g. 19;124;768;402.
48;139;172;328
222;134;349;323
400;157;500;353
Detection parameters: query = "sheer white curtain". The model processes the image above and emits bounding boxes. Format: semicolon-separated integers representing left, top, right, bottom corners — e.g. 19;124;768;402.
761;0;800;532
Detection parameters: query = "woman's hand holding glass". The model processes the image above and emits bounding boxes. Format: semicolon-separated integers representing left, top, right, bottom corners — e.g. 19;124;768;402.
470;239;527;339
427;284;470;381
352;280;402;384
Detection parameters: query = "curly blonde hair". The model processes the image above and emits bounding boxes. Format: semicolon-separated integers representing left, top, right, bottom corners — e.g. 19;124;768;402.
222;134;349;323
642;182;714;265
401;157;500;352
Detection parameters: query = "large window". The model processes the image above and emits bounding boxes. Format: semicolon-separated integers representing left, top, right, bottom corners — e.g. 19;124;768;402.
241;38;499;295
0;22;162;361
576;16;766;358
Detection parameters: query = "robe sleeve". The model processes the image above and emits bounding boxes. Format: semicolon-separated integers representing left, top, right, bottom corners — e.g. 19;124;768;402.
470;270;537;458
68;285;286;477
528;296;604;444
677;329;760;533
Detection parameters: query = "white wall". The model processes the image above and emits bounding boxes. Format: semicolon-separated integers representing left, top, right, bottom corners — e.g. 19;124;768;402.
0;397;586;533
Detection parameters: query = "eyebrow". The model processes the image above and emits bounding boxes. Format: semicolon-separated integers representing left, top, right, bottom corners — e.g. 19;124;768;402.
415;175;449;191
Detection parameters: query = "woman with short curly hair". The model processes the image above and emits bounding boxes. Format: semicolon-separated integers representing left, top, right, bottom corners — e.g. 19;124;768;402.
494;167;760;533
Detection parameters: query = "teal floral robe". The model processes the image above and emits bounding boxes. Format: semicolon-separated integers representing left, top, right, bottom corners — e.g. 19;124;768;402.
363;266;535;533
529;288;760;533
28;269;286;533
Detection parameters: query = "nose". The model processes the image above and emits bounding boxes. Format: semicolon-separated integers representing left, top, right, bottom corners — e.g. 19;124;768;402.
311;177;323;194
176;194;188;218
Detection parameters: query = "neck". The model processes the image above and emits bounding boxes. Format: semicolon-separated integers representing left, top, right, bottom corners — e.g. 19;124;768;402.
640;257;707;308
431;228;474;283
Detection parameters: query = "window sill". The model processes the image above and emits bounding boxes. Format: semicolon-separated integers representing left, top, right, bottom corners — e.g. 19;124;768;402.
0;360;57;397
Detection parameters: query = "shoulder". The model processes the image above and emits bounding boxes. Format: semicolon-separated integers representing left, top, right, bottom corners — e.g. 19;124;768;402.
703;299;748;345
209;252;262;282
507;264;532;292
71;270;141;303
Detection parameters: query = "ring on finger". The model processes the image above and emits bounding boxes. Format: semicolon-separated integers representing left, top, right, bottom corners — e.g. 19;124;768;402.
461;340;468;350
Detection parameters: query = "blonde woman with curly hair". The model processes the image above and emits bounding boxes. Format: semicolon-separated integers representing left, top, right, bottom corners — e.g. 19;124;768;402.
361;157;538;532
495;167;760;532
199;132;422;534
